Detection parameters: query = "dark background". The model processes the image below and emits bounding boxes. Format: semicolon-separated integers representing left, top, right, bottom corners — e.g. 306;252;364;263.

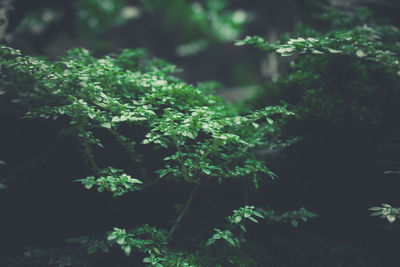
1;0;400;266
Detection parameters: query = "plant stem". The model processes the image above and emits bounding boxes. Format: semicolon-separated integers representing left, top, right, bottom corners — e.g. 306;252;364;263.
168;182;200;239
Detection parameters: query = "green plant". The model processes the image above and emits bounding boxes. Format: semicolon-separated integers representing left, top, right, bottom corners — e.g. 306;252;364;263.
369;203;400;223
10;0;248;55
206;206;317;248
75;166;143;197
143;0;249;56
206;206;264;247
238;8;400;130
0;44;307;265
237;6;400;234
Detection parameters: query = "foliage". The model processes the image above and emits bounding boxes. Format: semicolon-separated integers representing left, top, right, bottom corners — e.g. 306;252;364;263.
11;0;248;54
206;206;264;247
237;24;399;71
238;6;400;120
106;225;202;266
0;44;304;266
0;45;292;189
143;0;249;56
369;203;400;224
75;167;143;197
239;7;400;164
238;5;400;238
12;0;138;50
206;206;317;247
75;0;134;37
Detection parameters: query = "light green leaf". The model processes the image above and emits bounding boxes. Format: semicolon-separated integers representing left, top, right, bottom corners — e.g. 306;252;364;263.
123;246;131;256
101;122;112;129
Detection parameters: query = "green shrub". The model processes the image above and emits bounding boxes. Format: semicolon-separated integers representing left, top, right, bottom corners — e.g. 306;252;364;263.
238;6;400;230
0;45;315;266
239;10;400;128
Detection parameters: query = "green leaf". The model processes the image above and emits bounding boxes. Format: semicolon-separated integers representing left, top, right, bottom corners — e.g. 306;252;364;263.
101;122;112;129
387;215;396;223
368;207;381;211
107;233;117;240
205;238;216;246
130;178;143;184
84;183;93;189
356;49;366;58
234;216;242;223
202;168;211;175
153;247;161;254
248;216;258;223
123;246;131;256
116;237;125;245
225;237;236;247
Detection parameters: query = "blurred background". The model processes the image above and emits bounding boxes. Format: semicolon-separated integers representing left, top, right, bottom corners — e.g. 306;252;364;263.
2;0;399;96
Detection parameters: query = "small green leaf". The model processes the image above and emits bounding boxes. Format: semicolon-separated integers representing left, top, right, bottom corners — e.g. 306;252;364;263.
356;49;366;58
101;122;112;129
130;178;143;184
116;237;125;245
123;246;131;256
311;49;323;54
327;48;342;53
205;238;216;246
225;237;236;247
107;233;117;240
84;183;93;189
202;168;211;175
248;216;258;223
387;215;396;223
153;247;161;254
368;207;381;211
234;216;242;223
213;233;221;239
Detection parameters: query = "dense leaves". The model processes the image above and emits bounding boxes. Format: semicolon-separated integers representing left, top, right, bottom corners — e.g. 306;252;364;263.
0;44;297;266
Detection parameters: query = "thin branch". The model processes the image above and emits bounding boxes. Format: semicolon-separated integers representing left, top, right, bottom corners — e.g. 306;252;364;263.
81;136;99;171
168;182;200;239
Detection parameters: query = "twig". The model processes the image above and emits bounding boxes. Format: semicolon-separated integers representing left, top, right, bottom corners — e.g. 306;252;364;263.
168;182;200;239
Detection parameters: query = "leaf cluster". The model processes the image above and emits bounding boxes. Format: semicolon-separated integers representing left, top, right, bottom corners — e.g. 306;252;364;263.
369;203;400;224
0;44;297;265
240;8;400;135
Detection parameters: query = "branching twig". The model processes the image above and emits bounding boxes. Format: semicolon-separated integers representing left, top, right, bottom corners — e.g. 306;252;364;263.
168;182;200;239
